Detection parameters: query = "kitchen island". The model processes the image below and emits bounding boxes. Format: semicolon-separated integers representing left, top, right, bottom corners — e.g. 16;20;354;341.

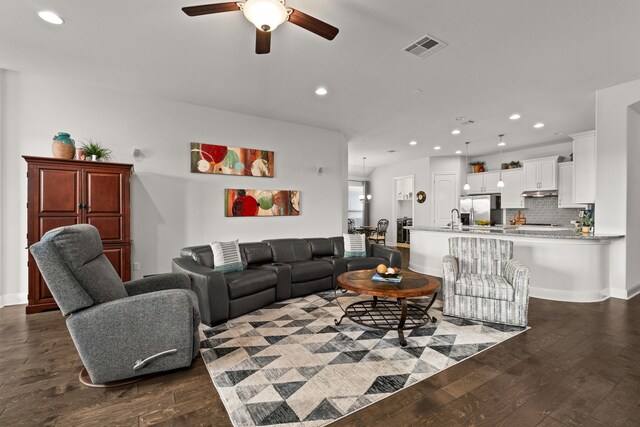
408;226;624;302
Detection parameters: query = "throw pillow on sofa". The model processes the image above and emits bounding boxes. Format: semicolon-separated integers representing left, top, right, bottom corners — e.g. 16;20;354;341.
210;240;244;273
343;233;366;257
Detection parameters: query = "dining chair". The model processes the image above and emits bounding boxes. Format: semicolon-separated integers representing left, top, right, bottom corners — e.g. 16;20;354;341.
368;219;389;246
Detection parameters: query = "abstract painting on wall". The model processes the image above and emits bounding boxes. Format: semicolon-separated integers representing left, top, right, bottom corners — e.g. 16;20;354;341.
225;189;300;217
191;142;274;177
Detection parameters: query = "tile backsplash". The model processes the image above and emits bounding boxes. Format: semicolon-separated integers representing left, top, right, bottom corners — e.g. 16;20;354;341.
504;196;581;226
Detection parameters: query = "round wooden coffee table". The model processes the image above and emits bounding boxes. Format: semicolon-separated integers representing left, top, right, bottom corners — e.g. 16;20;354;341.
334;270;441;347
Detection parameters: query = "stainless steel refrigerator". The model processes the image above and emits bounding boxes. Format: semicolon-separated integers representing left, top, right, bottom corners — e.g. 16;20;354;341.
460;195;500;225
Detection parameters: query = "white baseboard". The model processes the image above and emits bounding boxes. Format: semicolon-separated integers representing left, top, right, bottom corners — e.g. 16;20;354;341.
611;282;640;300
0;293;27;307
529;287;609;303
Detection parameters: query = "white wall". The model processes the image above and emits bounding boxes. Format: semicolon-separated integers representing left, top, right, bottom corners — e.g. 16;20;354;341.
0;71;347;306
369;157;430;244
625;104;640;296
595;77;640;298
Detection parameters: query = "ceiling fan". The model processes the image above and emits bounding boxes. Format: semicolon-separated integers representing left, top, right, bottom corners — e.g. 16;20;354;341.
182;0;339;54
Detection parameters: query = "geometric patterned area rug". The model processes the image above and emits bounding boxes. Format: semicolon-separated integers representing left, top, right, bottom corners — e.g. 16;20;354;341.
200;291;527;427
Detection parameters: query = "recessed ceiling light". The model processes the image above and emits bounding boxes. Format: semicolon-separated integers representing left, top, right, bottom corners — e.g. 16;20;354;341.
434;146;441;150
409;141;417;146
451;129;461;135
533;122;545;128
315;87;327;96
38;10;64;25
455;150;462;154
509;113;521;120
498;142;506;147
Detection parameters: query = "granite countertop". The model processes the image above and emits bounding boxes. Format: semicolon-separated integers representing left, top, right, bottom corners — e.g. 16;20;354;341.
408;226;624;240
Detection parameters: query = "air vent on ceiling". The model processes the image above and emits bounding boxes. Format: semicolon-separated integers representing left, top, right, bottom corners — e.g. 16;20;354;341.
460;120;476;126
403;33;447;59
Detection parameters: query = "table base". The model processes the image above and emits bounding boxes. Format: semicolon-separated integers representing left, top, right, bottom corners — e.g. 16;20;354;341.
334;294;438;347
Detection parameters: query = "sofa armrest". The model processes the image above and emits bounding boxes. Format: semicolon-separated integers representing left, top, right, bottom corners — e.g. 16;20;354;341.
254;263;292;301
371;244;402;268
66;289;196;384
442;255;459;299
172;257;229;326
503;259;530;304
124;273;190;296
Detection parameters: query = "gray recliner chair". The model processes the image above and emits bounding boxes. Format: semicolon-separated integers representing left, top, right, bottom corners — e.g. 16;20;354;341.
29;224;200;386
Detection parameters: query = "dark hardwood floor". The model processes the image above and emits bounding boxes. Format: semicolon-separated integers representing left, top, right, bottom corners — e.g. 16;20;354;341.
1;247;639;426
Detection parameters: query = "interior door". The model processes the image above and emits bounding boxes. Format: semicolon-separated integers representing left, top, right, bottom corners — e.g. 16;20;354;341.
433;173;458;226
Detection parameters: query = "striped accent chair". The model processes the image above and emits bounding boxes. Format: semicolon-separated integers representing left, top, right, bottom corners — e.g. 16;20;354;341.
442;237;530;327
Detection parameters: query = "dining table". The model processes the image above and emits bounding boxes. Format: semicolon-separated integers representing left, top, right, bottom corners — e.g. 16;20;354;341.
355;225;377;237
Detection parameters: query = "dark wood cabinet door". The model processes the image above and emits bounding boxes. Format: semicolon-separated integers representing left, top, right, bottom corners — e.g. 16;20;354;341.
38;168;81;215
84;170;127;243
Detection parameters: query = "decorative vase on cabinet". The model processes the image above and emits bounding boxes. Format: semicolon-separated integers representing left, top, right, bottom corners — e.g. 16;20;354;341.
23;156;133;314
51;132;76;159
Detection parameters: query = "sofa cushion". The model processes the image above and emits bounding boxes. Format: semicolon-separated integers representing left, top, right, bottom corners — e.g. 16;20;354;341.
264;239;312;263
241;242;273;266
210;240;244;273
305;238;334;257
289;260;333;282
345;256;388;272
449;238;513;276
455;274;514;301
343;233;366;257
225;269;278;299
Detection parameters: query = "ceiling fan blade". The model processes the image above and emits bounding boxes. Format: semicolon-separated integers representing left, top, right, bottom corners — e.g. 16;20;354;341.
256;29;271;54
288;9;339;40
182;2;240;16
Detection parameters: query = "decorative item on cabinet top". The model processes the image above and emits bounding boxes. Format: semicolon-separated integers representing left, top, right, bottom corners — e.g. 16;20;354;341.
191;142;274;177
52;132;76;159
416;191;427;204
469;161;485;173
80;139;113;162
502;161;522;169
225;189;299;217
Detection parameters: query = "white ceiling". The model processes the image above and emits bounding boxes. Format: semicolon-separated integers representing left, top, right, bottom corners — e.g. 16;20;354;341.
2;1;640;176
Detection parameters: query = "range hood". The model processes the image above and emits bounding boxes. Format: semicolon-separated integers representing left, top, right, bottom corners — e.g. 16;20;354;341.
520;190;558;198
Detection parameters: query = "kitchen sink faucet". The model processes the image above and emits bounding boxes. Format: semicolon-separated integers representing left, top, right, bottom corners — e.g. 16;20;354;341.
450;208;460;230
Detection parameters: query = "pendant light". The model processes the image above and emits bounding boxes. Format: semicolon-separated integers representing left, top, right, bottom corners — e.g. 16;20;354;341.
358;156;372;202
463;142;471;191
497;134;505;188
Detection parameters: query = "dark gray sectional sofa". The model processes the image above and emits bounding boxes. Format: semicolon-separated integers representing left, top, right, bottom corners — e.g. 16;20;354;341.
172;237;401;326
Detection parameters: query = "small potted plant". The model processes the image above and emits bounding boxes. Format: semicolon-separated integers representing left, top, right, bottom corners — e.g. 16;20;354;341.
579;212;594;234
80;140;113;161
469;161;485;173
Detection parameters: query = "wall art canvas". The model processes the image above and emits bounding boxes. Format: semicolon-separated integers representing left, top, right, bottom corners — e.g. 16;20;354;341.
225;189;300;217
191;142;274;177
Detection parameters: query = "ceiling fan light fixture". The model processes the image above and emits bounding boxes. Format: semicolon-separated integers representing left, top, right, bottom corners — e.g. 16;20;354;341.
240;0;289;32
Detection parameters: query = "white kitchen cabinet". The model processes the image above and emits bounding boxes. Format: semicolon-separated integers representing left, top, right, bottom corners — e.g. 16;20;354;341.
465;171;501;194
522;156;559;191
571;130;596;204
558;162;588;209
500;169;524;208
466;173;484;194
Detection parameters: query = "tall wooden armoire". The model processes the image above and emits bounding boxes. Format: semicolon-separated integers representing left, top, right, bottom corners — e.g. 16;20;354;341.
23;156;133;314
